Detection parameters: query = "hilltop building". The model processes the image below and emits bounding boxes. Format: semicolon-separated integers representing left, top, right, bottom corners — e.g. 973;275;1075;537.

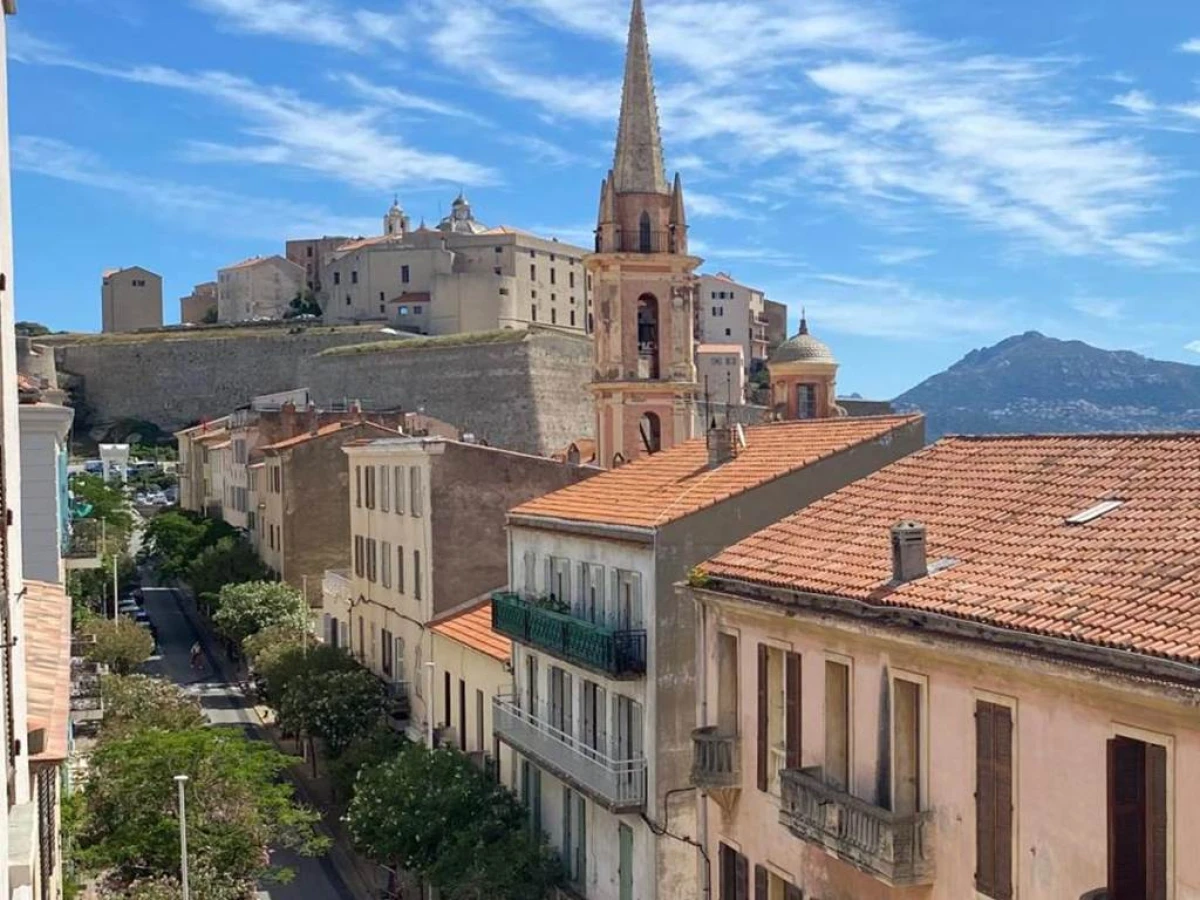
285;236;351;295
768;313;844;420
217;255;305;323
695;273;786;373
101;265;163;332
179;281;217;325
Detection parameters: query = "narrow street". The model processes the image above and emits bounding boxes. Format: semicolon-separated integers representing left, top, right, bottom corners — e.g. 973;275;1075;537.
139;585;358;900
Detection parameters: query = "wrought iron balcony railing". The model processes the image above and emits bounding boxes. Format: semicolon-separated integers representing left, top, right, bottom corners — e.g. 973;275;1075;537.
492;694;646;812
779;766;934;887
491;592;646;678
691;726;740;791
64;522;103;570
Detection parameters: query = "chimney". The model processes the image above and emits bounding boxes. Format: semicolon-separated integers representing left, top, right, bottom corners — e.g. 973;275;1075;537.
306;400;319;435
280;401;298;438
890;521;927;584
349;399;363;423
706;423;735;469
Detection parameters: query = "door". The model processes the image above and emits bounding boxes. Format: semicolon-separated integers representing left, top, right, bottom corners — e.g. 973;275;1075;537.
618;823;634;900
524;654;539;715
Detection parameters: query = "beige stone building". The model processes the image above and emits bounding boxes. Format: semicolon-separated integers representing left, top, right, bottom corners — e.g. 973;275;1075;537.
175;417;229;513
696;344;746;406
688;432;1200;900
330;437;595;743
767;315;843;420
322;195;592;335
285;235;350;295
216;255;305;323
696;273;786;373
179;281;217;324
101;265;163;332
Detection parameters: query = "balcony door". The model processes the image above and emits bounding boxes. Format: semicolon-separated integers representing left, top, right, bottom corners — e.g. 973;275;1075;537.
549;667;574;737
1107;736;1167;900
524;654;539;716
582;681;608;758
614;570;644;630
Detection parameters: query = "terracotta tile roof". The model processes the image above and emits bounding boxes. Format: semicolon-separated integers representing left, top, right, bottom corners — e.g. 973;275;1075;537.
702;433;1200;665
513;415;922;530
260;420;399;452
431;600;512;662
24;580;71;762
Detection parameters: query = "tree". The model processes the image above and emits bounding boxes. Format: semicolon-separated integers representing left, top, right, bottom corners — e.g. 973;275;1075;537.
79;726;327;888
257;643;356;713
99;860;250;900
281;667;386;757
141;511;236;578
212;581;308;645
99;675;205;739
201;306;218;324
283;290;322;319
82;619;153;675
187;536;270;604
243;623;306;675
347;744;561;900
15;321;51;336
327;726;405;803
70;473;134;542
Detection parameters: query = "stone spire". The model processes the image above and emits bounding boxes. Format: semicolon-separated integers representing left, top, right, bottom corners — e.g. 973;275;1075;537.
612;0;668;195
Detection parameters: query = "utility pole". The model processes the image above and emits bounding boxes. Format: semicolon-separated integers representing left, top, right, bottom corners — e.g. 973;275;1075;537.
174;775;190;900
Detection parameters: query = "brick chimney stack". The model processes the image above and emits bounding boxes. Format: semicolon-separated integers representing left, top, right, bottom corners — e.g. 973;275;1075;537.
279;401;298;439
890;521;928;584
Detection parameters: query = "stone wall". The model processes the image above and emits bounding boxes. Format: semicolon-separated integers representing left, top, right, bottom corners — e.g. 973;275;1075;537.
50;324;594;456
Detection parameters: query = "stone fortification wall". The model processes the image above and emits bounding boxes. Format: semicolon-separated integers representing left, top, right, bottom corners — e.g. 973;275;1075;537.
50;324;595;456
300;328;593;456
50;326;398;432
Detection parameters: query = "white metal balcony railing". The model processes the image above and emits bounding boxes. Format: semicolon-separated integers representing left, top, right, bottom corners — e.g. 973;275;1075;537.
492;694;646;812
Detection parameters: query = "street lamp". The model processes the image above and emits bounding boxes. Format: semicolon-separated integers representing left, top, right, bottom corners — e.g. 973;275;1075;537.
174;775;190;900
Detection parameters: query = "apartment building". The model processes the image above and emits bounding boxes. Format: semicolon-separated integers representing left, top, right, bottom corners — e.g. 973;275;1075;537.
216;255;305;323
695;344;746;406
696;273;786;373
688;433;1200;900
175;417;230;514
17;376;73;584
332;437;595;743
101;265;163;333
494;414;924;900
322;197;592;335
179;281;217;325
285;235;351;294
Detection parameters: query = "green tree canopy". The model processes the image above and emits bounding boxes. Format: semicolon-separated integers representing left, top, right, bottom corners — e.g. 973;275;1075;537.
280;667;386;757
260;644;357;726
70;473;133;539
99;675;205;739
212;581;308;645
284;290;322;319
141;511;236;578
79;726;327;888
187;536;270;603
82;619;153;675
15;320;51;336
347;744;561;900
242;623;307;675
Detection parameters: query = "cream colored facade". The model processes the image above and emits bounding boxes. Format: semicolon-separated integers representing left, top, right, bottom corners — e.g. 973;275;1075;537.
285;236;350;294
101;265;163;333
216;255;304;323
259;455;284;576
175;418;229;514
696;344;746;406
323;208;591;335
179;281;217;325
696;273;774;372
692;587;1200;900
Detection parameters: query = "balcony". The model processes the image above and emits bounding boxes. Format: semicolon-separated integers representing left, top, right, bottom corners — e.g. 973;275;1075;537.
493;694;646;812
779;766;934;887
691;727;740;791
63;522;102;570
491;592;646;679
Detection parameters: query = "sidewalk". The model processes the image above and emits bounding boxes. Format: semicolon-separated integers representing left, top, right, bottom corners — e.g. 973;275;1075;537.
169;582;384;900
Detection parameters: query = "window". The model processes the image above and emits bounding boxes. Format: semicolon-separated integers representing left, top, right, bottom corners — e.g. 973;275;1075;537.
414;305;422;315
547;557;571;605
718;843;749;900
523;551;537;597
531;305;537;321
355;465;362;507
351;270;359;284
499;288;510;296
562;788;586;888
569;271;575;288
551;308;557;324
443;671;451;731
550;268;556;285
581;680;607;754
576;562;605;623
399;305;408;315
381;628;393;676
824;659;851;790
366;538;378;583
397;545;405;593
754;867;802;900
494;266;502;275
521;760;543;836
725;328;732;337
797;384;818;419
381;466;390;512
414;549;422;599
380;291;385;304
393;465;405;513
548;667;573;735
410;467;422;516
354;535;365;577
614;569;643;630
976;700;1014;899
365;465;376;509
333;271;341;285
495;246;503;253
401;265;410;283
307;246;313;258
346;295;352;306
530;264;536;280
756;645;799;794
570;310;576;327
381;541;392;588
891;675;925;816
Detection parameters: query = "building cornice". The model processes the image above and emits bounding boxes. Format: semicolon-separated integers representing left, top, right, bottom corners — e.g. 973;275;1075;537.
507;513;655;546
18;403;74;440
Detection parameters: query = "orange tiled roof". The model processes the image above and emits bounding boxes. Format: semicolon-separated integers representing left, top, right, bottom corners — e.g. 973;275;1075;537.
25;580;71;762
513;415;922;530
702;433;1200;665
260;420;398;452
431;600;511;662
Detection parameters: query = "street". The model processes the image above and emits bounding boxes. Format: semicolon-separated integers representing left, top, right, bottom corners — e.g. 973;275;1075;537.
139;586;357;900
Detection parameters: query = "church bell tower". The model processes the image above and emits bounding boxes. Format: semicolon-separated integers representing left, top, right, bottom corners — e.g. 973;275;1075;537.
586;0;700;468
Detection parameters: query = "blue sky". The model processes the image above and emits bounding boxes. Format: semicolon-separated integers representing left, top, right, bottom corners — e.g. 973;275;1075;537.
7;0;1200;399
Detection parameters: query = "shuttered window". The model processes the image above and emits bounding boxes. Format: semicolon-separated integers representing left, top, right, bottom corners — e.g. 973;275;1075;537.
1107;736;1167;900
785;652;801;768
757;644;769;792
975;700;1014;899
719;844;749;900
754;865;767;900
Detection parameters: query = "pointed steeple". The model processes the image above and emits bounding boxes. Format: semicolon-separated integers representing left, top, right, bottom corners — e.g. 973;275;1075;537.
669;171;686;228
612;0;668;195
598;171;616;224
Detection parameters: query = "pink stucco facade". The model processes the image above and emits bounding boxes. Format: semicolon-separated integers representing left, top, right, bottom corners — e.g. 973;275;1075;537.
693;590;1200;900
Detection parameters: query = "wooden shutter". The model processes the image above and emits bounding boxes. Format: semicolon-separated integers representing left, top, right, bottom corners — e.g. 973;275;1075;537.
718;845;731;900
1146;743;1168;900
783;885;802;900
975;701;1012;900
785;652;802;768
754;865;768;900
734;852;749;900
757;644;769;791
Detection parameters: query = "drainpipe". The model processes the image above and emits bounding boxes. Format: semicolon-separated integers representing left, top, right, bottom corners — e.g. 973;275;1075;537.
695;593;711;900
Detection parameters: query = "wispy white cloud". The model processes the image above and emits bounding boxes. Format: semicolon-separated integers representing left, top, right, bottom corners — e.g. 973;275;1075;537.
874;246;934;265
1068;296;1124;321
190;0;404;51
686;191;755;220
1111;89;1156;115
1185;340;1200;354
12;135;376;240
329;72;489;124
1179;38;1200;54
12;37;495;191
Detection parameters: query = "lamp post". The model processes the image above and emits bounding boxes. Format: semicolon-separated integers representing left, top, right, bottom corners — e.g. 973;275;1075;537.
424;660;436;750
174;775;190;900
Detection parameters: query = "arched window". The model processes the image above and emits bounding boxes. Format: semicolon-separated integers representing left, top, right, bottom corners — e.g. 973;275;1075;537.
639;211;652;253
639;412;662;454
636;293;660;379
796;383;818;419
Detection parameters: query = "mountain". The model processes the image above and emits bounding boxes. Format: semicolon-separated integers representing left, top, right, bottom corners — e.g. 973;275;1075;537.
894;331;1200;440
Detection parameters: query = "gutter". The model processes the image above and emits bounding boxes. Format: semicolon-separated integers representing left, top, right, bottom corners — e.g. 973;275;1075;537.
506;513;654;545
699;577;1200;690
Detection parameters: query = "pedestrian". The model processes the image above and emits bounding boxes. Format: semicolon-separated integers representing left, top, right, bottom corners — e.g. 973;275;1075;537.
190;641;203;670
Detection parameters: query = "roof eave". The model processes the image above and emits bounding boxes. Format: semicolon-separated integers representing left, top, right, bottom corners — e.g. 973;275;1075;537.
507;513;655;545
695;576;1200;690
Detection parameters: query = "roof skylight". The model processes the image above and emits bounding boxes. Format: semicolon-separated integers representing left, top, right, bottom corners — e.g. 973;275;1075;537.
1065;499;1124;525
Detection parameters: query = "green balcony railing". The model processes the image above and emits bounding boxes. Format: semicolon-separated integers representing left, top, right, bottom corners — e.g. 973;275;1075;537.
491;592;646;678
